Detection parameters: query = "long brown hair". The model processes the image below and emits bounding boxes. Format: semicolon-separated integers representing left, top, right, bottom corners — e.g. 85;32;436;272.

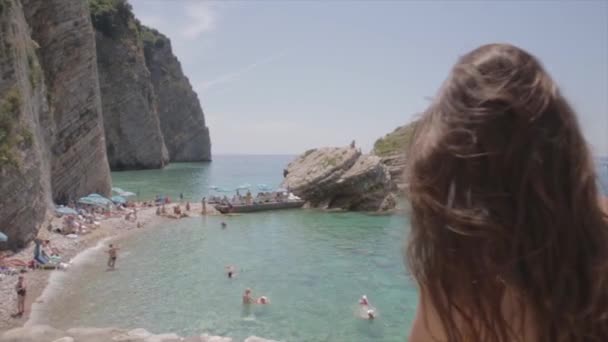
405;44;608;341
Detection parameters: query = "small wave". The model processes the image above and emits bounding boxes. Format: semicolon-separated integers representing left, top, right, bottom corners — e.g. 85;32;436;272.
26;237;113;327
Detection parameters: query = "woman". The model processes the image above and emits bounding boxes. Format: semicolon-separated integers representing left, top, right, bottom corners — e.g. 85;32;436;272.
406;44;608;341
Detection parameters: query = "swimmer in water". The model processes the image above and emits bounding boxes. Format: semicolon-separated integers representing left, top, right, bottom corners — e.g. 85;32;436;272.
359;295;369;306
367;309;375;320
221;222;227;229
243;288;254;304
226;265;236;278
256;296;270;305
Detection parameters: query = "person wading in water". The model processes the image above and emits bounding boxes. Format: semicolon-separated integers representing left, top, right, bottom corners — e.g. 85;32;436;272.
107;244;120;270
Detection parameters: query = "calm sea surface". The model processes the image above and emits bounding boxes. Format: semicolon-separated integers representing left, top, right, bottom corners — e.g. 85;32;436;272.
35;155;608;341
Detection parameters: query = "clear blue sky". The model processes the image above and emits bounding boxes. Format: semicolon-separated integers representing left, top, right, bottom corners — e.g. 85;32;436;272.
130;0;608;155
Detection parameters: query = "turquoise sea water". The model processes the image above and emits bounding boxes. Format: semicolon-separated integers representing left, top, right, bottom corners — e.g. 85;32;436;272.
35;155;608;341
108;155;295;201
37;156;417;341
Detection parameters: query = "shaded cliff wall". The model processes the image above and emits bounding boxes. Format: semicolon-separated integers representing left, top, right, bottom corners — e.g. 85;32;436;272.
91;0;168;170
22;0;112;203
0;0;52;249
142;27;211;162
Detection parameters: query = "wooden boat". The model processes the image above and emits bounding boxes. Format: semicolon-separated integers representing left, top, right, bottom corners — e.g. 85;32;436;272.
215;200;305;214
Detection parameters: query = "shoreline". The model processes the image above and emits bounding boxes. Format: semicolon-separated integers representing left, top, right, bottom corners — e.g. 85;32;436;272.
0;202;219;332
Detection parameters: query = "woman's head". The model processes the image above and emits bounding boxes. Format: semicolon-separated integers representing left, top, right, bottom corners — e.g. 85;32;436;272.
406;44;608;341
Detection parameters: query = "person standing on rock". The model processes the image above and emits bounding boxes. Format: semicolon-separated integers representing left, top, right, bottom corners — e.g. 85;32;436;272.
13;275;26;317
107;244;119;270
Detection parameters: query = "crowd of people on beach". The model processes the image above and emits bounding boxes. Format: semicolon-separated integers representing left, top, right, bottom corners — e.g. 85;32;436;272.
208;189;294;207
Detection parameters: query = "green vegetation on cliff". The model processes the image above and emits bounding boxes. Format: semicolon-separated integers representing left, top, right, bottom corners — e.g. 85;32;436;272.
88;0;135;38
140;25;167;49
88;0;128;16
373;121;418;157
0;88;22;167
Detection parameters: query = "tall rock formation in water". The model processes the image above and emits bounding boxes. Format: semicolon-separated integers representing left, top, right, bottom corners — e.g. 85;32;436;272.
0;0;53;249
22;0;112;203
282;147;397;211
142;27;211;162
90;1;168;170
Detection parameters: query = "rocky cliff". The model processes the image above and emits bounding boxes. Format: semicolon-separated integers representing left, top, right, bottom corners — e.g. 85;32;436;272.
91;0;169;170
372;121;418;190
22;0;112;203
1;0;210;250
0;0;53;250
143;27;211;162
282;147;396;211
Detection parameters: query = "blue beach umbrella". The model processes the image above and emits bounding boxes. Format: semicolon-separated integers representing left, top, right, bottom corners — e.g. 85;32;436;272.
79;195;112;207
236;183;252;190
0;231;7;242
55;206;78;216
111;195;127;204
211;186;233;193
257;184;272;191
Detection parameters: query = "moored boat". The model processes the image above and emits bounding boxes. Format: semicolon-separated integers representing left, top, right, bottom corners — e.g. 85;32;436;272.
215;200;305;214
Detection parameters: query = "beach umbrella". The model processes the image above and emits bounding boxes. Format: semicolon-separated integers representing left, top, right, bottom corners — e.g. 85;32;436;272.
211;186;233;193
78;195;112;207
0;231;7;242
119;191;136;197
87;193;112;202
78;196;99;205
111;187;125;194
55;206;78;216
257;184;273;192
236;183;251;190
111;195;127;204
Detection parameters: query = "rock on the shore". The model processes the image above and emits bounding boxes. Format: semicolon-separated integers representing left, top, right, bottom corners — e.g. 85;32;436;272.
66;327;123;342
22;0;112;202
142;27;211;162
91;1;169;170
52;338;74;342
200;335;232;342
0;0;53;250
0;325;275;342
0;325;64;342
244;337;279;342
282;146;396;211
